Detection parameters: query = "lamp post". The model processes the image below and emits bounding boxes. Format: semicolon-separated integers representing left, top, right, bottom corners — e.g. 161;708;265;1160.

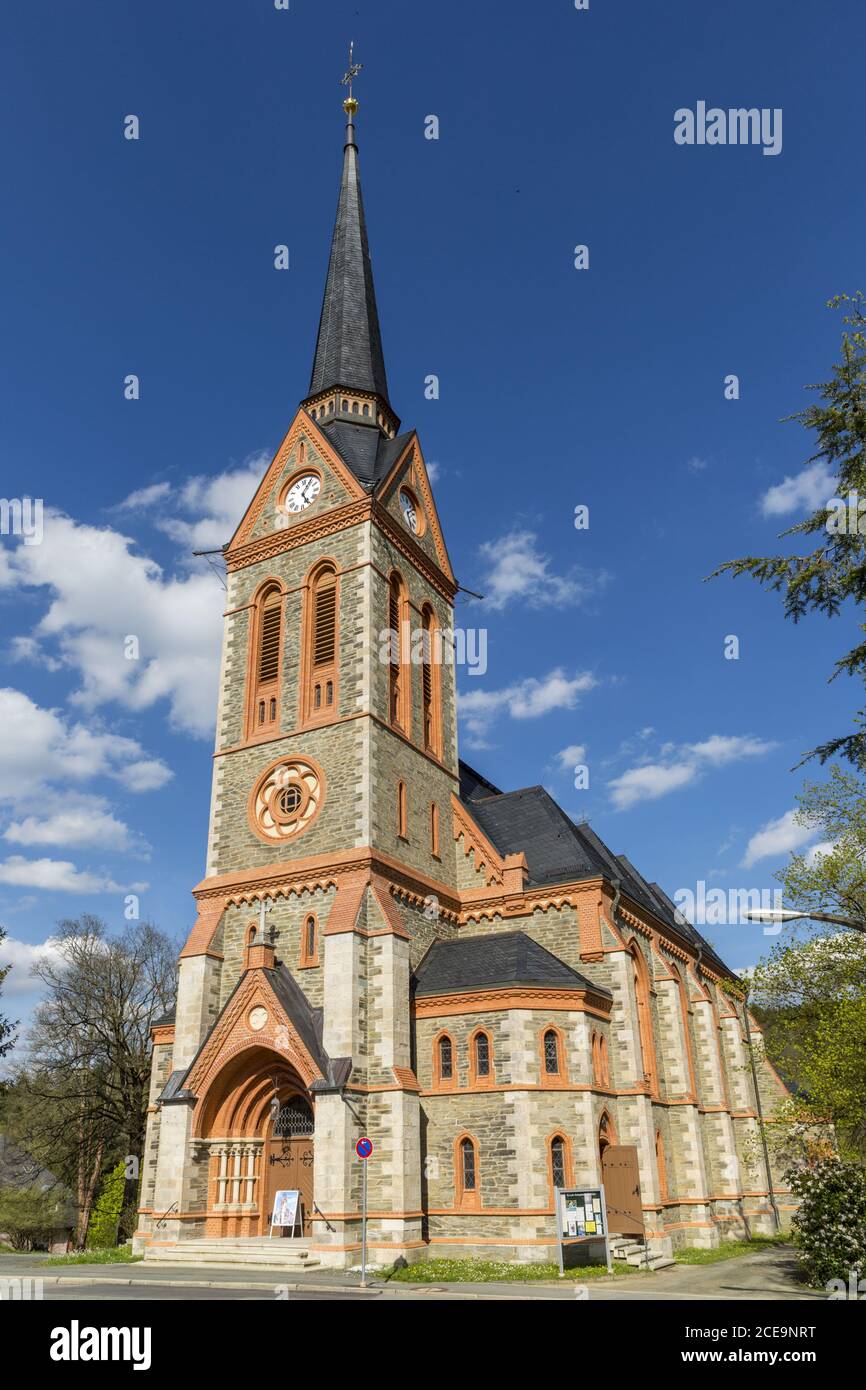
744;906;866;935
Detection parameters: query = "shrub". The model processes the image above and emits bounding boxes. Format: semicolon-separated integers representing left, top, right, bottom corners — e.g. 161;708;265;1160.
86;1162;126;1250
788;1158;866;1287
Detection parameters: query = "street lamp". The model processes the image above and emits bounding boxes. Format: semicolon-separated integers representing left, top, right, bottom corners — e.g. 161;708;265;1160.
744;906;866;935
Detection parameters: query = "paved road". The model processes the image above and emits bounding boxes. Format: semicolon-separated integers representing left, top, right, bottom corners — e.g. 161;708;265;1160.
0;1247;822;1301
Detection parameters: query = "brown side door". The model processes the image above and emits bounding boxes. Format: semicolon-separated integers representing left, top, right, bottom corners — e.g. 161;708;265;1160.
263;1135;315;1237
601;1144;644;1236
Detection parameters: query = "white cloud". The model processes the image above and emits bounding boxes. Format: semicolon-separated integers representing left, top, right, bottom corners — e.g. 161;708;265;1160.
741;809;814;868
760;461;836;518
609;762;698;811
609;733;775;811
0;688;172;801
459;670;597;746
0;856;145;894
4;796;141;853
2;508;225;737
554;743;587;771
157;460;267;552
687;456;708;474
111;481;172;512
477;530;605;612
805;840;834;867
688;734;773;767
0;935;65;997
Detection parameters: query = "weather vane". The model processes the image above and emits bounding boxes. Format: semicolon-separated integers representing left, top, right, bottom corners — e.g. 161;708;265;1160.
341;40;362;114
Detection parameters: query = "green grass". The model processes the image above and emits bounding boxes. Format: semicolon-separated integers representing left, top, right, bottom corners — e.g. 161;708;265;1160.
385;1257;632;1283
42;1244;143;1267
675;1234;790;1266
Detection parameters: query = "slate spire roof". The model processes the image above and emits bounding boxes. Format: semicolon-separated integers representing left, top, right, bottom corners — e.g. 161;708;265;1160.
307;108;390;407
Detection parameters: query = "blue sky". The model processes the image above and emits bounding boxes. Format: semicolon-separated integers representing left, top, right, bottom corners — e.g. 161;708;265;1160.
1;0;864;1030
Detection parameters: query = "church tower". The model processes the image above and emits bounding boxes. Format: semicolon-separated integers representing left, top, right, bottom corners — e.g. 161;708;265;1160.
136;71;794;1271
136;79;461;1267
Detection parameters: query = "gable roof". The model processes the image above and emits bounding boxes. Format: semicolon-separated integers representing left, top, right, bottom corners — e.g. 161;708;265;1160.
160;961;351;1102
413;930;609;998
457;761;730;974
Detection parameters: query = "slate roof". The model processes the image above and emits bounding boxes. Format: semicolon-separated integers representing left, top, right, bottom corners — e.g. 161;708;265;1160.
308;125;390;406
318;420;413;491
457;760;731;975
151;1007;176;1029
158;962;351;1103
413;931;610;998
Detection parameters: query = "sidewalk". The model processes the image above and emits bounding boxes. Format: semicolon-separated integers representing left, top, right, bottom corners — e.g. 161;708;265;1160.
0;1247;823;1301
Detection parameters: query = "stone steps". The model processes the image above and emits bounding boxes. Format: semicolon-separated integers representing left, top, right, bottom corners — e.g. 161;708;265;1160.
145;1238;320;1270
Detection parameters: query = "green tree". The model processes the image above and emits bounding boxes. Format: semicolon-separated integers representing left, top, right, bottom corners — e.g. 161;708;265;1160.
751;932;866;1157
7;916;176;1245
774;766;866;927
0;923;17;1061
0;1184;70;1252
711;292;866;769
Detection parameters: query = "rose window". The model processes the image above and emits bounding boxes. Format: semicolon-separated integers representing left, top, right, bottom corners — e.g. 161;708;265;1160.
249;758;323;842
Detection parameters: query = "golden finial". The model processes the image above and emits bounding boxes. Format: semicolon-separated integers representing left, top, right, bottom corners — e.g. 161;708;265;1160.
341;40;362;117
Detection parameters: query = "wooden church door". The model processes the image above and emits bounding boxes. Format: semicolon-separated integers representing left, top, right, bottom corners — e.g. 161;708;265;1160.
601;1144;644;1236
263;1097;315;1237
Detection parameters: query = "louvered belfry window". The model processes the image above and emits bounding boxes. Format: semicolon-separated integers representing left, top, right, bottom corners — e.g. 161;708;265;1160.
421;604;441;755
306;565;338;721
389;574;403;726
250;586;282;735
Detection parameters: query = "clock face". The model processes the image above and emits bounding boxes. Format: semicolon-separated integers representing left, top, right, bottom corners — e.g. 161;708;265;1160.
283;474;321;514
400;489;420;533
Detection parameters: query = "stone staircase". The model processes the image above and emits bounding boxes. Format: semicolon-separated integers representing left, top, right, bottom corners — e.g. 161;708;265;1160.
144;1236;321;1271
609;1235;675;1271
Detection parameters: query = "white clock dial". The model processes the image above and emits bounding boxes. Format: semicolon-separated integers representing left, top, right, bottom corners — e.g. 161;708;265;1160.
284;474;321;513
400;490;419;533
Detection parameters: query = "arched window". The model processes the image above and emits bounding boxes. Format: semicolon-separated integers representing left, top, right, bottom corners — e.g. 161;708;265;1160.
469;1029;493;1087
655;1128;668;1202
303;563;338;723
388;572;410;731
629;941;658;1094
435;1033;455;1088
430;801;440;857
599;1034;610;1088
247;582;283;737
396;780;408;838
541;1026;566;1083
598;1109;617;1164
421;604;442;757
670;962;698;1099
299;913;318;968
591;1031;600;1084
455;1134;480;1210
548;1134;572;1199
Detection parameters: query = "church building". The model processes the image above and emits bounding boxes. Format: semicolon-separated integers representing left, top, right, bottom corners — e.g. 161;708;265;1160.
135;89;792;1269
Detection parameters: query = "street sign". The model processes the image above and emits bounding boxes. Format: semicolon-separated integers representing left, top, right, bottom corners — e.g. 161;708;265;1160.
355;1137;374;1287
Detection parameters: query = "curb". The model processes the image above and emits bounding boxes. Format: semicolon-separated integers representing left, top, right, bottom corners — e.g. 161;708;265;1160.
36;1274;559;1299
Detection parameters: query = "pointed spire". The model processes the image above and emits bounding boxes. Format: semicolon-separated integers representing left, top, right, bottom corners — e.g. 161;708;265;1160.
306;65;391;409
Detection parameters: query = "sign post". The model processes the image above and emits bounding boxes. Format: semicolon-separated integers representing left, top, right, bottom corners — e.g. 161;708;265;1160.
355;1137;373;1288
555;1184;613;1275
